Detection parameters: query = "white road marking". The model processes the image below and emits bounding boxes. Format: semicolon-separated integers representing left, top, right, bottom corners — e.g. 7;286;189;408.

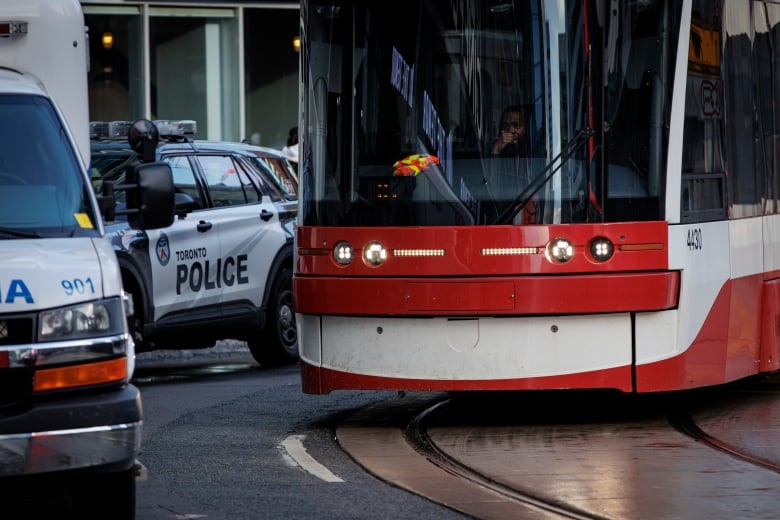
280;434;344;483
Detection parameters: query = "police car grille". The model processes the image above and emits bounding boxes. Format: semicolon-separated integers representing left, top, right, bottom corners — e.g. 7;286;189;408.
0;317;33;345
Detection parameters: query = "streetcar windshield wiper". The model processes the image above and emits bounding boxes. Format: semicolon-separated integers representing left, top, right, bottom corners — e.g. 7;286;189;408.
494;127;594;225
0;226;43;239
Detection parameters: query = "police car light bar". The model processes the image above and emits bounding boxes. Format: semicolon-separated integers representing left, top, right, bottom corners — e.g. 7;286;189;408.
89;121;108;140
90;120;197;140
0;21;28;38
109;121;132;138
154;120;197;137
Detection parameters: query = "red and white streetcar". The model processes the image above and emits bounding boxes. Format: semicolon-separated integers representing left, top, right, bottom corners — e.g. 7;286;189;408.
295;0;780;394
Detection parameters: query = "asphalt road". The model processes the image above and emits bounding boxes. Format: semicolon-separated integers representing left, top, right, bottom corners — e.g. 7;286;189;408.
133;343;469;520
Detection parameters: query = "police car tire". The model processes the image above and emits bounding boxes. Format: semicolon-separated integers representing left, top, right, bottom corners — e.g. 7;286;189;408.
121;270;151;351
248;267;298;366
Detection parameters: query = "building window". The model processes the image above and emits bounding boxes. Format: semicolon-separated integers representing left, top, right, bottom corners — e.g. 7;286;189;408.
83;2;300;147
150;7;239;141
84;6;143;122
244;8;299;149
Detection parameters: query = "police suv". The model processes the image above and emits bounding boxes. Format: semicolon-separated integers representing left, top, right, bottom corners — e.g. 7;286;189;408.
90;121;298;366
0;1;174;516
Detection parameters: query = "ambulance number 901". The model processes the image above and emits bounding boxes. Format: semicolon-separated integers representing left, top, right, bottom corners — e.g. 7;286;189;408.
61;278;96;295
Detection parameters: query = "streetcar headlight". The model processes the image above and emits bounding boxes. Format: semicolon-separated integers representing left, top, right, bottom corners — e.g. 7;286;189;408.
589;237;614;262
547;238;573;263
333;241;354;265
363;241;388;267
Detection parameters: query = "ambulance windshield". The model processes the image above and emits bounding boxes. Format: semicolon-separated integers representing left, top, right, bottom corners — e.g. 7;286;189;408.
0;94;99;238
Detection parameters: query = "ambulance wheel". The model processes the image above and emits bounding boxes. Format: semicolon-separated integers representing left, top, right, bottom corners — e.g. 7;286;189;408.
248;267;298;366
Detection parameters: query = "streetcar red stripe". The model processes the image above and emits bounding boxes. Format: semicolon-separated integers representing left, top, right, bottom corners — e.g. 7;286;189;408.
406;282;515;312
296;222;668;277
300;362;633;394
294;271;679;316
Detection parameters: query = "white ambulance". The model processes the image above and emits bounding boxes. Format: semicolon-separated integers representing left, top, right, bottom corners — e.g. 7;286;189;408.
0;1;172;516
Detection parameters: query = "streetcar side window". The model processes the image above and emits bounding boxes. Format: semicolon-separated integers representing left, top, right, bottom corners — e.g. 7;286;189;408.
724;0;760;219
681;0;772;223
755;2;780;215
681;3;728;222
604;1;679;222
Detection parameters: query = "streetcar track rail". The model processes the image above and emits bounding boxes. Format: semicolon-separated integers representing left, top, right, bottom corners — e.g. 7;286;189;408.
338;380;780;519
406;398;610;520
670;409;780;474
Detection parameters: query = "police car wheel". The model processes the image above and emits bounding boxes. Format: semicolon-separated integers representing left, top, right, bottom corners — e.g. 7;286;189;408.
131;311;148;350
248;267;298;366
123;278;151;351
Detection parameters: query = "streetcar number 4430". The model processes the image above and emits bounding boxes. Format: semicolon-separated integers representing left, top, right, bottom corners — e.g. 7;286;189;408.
687;228;703;250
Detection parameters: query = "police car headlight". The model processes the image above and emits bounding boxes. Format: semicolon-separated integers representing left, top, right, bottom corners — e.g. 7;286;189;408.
40;298;124;341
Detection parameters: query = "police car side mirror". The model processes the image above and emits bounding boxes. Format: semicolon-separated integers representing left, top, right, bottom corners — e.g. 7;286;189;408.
98;161;174;229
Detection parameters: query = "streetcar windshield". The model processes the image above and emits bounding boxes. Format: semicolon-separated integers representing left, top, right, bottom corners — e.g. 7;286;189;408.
300;0;680;226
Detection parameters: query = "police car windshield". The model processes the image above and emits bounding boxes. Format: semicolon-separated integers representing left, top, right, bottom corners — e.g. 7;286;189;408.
0;95;99;237
90;152;135;220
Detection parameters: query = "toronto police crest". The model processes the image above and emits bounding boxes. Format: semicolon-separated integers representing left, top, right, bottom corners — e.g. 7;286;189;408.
155;233;170;266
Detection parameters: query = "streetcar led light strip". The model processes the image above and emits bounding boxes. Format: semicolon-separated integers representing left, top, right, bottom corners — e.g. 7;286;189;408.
393;249;446;257
481;247;538;256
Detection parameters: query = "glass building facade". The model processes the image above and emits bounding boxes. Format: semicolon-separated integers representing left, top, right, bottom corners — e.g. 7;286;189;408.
81;1;299;149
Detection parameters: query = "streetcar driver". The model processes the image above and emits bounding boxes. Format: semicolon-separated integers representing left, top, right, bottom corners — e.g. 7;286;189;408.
491;105;529;158
486;105;537;224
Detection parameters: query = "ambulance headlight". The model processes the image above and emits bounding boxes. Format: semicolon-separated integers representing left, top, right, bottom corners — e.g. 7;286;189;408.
40;298;124;341
363;241;387;267
547;238;574;263
333;241;354;265
32;298;130;393
589;237;614;262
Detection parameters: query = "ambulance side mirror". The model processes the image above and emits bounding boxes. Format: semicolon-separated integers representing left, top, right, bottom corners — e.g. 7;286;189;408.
126;161;175;230
99;118;176;230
